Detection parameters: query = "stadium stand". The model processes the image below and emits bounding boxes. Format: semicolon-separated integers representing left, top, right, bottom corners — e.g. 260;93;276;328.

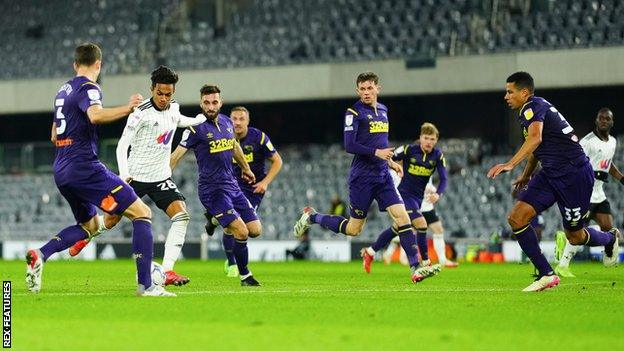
2;139;622;242
2;0;623;80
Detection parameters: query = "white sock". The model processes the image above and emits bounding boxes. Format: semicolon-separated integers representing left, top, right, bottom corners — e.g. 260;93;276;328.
558;242;582;268
433;233;447;265
162;212;189;271
366;247;375;256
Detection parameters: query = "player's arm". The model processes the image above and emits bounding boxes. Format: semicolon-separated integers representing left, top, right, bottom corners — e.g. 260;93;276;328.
487;122;542;178
87;93;143;125
513;153;539;191
170;145;188;171
115;112;141;182
254;152;283;194
428;154;448;204
233;141;256;184
50;122;57;144
177;113;206;128
609;163;624;184
343;111;393;159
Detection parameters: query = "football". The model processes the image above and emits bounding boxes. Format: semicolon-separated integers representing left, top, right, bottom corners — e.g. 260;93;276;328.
150;262;166;286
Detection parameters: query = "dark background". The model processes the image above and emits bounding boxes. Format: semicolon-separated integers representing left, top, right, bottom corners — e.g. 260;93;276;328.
2;85;623;149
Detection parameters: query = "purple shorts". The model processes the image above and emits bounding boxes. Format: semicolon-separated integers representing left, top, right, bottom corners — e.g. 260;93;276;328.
54;162;138;223
348;172;403;219
518;162;594;231
401;192;424;221
200;188;258;227
241;187;264;210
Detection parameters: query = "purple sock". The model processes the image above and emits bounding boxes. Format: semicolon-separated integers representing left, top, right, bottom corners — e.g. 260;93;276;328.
233;239;250;276
132;219;153;288
310;213;348;235
584;227;615;247
222;233;237;266
397;225;419;268
416;230;428;260
371;227;397;252
39;225;88;260
515;225;553;277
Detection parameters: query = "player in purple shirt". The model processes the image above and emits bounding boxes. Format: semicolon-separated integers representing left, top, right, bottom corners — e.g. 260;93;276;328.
204;106;283;277
26;43;175;296
293;72;438;283
488;71;620;292
170;85;262;286
362;122;447;274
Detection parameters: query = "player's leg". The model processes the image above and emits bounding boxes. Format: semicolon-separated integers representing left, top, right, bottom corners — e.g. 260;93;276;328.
512;171;560;292
26;189;97;293
69;213;120;257
412;216;430;264
554;164;619;267
160;200;191;286
294;179;369;237
556;205;600;277
426;210;457;267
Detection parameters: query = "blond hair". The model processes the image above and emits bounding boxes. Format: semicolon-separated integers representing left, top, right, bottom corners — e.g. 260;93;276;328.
420;122;439;138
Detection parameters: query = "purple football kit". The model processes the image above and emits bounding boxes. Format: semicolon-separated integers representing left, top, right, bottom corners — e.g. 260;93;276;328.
36;75;153;291
516;96;592;231
344;100;403;218
180;114;258;227
233;127;277;209
393;145;448;221
53;77;138;221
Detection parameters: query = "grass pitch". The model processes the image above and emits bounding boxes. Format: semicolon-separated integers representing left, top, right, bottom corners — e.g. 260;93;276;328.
5;259;623;350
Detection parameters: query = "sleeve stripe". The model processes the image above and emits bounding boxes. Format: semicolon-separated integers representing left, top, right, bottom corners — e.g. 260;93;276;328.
347;108;359;116
81;82;99;88
260;132;266;145
189;126;196;134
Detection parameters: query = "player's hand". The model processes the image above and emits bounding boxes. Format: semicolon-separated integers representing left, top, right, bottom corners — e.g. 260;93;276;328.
375;147;394;160
388;160;403;177
426;192;440;204
252;180;268;194
127;93;144;111
512;175;530;192
242;168;256;184
487;163;513;179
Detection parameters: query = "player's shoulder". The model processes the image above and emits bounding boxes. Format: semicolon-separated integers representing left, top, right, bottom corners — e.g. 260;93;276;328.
376;102;388;112
136;98;153;112
347;100;369;117
520;96;550;121
580;132;598;143
247;126;264;139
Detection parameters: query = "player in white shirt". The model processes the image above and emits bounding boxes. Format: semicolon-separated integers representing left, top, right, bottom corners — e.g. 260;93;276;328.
420;179;458;268
556;108;623;277
68;66;206;286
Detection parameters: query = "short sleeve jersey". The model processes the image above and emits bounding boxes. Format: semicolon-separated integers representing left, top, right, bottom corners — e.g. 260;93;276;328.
518;96;587;177
52;76;103;172
179;113;238;191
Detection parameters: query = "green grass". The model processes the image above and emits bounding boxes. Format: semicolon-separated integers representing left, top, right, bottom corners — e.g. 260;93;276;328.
5;259;623;350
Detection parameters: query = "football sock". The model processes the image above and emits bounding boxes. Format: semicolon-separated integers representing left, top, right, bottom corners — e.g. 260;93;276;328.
416;229;428;261
39;225;89;260
233;239;250;276
558;242;581;268
397;224;419;268
514;224;553;277
132;218;154;289
433;233;447;264
310;213;348;235
162;212;189;271
371;227;397;252
223;233;237;266
584;227;615;246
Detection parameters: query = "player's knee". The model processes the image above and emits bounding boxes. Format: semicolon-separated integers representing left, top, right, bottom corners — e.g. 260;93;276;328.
230;222;249;240
81;219;99;236
345;223;363;236
507;212;528;230
248;223;262;238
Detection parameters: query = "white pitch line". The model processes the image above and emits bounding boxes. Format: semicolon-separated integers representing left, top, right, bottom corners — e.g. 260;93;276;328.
13;281;619;297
